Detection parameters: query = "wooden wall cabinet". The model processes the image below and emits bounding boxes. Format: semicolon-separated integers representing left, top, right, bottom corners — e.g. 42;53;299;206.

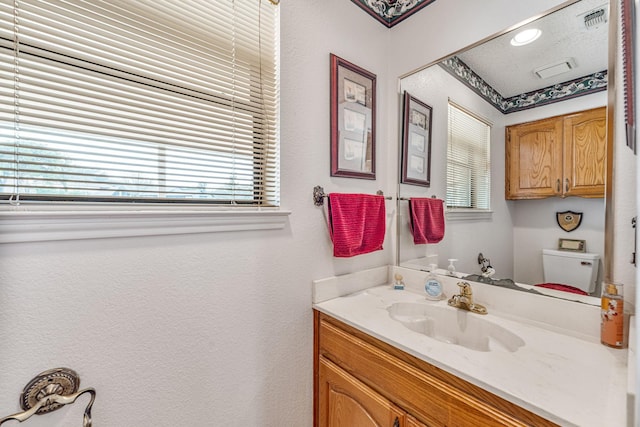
314;311;558;427
505;107;606;200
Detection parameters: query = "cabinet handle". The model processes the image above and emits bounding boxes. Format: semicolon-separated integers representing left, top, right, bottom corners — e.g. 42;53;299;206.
393;417;400;427
565;178;569;193
556;179;560;193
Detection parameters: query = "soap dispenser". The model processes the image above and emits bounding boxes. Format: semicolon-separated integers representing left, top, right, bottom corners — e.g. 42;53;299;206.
601;282;624;348
424;264;444;300
447;259;458;276
393;273;405;290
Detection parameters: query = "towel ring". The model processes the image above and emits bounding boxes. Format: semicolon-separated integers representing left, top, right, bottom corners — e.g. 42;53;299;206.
0;368;96;427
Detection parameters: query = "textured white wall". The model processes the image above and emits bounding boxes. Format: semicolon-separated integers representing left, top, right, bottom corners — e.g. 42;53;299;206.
2;1;618;426
398;65;512;277
512;197;605;287
0;234;310;426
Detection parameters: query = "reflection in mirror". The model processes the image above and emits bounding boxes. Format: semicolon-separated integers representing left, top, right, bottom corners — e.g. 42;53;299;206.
397;0;609;304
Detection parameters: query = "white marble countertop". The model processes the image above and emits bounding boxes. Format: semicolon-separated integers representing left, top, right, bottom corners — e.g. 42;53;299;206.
313;271;629;427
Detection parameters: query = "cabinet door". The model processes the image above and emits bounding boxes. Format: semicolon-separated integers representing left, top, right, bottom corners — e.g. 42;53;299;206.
406;415;429;427
506;117;563;199
319;357;406;427
563;107;606;197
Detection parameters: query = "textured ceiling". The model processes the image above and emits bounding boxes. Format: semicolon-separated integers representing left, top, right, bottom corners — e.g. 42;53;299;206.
457;0;608;97
350;0;437;27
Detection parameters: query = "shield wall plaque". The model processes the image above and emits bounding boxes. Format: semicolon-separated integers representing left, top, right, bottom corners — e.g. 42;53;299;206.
556;210;583;232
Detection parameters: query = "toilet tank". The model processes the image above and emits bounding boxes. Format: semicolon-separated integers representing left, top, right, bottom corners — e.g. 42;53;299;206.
542;249;600;293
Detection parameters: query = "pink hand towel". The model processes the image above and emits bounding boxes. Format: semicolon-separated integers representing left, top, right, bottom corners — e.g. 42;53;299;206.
409;198;445;244
327;193;386;257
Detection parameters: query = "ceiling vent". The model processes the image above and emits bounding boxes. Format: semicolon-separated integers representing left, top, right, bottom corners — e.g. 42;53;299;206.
582;6;608;30
534;58;577;79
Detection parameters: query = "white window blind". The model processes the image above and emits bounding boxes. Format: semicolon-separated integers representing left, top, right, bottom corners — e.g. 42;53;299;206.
0;0;280;206
446;102;490;210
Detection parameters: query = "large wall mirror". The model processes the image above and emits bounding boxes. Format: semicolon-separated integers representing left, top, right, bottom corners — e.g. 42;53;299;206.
397;0;610;303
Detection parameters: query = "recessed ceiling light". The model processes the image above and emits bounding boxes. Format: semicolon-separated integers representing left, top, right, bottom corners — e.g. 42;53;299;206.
510;28;542;46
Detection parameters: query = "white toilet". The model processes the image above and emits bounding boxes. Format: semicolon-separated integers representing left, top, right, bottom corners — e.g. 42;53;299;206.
542;249;600;294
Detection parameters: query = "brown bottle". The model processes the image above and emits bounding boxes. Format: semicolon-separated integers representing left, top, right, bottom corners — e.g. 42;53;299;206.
601;283;624;348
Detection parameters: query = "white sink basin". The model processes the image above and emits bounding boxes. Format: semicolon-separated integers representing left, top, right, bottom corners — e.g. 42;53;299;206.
387;302;525;352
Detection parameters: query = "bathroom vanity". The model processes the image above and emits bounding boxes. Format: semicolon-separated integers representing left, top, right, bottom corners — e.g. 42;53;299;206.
312;266;629;427
316;312;556;426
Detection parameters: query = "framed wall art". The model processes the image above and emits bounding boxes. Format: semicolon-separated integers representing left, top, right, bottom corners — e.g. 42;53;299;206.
400;91;432;186
330;54;376;179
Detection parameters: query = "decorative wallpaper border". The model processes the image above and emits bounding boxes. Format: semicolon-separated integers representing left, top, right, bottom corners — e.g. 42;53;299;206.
350;0;437;27
439;56;608;114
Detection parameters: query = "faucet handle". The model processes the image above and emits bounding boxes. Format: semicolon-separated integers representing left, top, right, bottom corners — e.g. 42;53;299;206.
457;281;472;296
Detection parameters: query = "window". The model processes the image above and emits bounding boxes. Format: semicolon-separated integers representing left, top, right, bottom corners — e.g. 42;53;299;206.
0;0;280;207
446;102;491;211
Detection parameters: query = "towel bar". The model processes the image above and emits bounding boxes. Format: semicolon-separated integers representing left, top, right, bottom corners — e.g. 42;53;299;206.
313;185;392;207
0;368;96;426
398;195;439;201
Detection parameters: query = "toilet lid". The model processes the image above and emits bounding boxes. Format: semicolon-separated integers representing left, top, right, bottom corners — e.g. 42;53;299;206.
535;283;588;295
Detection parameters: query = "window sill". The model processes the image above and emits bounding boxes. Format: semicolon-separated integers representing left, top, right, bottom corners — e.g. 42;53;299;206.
0;204;291;243
445;209;493;221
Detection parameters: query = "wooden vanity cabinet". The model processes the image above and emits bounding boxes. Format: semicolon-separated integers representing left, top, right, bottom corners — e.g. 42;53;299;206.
319;358;409;427
505;107;606;200
314;311;558;427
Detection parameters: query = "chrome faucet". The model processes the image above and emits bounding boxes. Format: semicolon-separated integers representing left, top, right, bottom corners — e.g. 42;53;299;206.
447;282;488;315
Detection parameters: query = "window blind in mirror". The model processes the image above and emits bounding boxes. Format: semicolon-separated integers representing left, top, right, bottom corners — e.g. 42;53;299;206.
446;102;491;210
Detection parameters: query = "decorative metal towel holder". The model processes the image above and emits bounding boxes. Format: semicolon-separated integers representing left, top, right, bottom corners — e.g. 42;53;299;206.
0;368;96;426
312;185;439;206
398;195;439;201
313;185;392;207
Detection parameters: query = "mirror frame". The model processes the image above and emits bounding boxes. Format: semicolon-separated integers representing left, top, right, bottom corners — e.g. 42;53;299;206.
604;0;617;284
